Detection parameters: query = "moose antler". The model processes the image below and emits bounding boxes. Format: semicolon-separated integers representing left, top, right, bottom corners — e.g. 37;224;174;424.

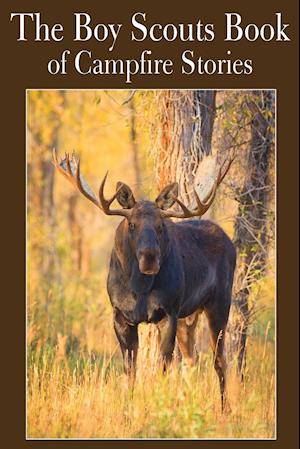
161;152;235;219
52;149;131;218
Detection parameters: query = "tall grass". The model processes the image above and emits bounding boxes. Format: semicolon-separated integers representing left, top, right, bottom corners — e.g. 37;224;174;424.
27;273;275;439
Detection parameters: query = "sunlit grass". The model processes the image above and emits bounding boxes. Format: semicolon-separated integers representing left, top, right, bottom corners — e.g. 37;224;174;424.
27;225;275;439
27;299;275;439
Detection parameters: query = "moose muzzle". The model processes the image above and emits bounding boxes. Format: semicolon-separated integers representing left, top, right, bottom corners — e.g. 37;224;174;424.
138;248;160;275
136;227;161;275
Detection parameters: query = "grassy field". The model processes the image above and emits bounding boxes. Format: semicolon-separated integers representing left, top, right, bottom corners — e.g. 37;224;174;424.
27;272;275;439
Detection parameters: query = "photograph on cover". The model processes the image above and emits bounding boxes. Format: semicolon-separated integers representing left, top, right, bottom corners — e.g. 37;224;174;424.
27;89;276;439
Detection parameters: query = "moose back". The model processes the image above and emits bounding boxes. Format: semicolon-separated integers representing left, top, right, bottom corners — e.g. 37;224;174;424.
53;150;236;410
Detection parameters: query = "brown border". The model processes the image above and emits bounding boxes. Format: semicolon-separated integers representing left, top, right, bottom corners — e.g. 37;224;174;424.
1;0;298;448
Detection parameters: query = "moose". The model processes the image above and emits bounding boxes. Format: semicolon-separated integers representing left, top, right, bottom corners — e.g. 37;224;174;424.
53;149;236;411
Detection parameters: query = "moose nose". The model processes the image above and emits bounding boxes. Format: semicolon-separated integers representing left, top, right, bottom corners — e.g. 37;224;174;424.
138;248;160;275
139;248;158;258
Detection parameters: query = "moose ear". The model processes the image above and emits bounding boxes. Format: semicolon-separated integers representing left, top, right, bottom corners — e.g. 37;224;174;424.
116;182;136;209
155;182;179;210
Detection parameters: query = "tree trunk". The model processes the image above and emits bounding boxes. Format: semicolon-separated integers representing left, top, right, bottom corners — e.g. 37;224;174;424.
233;90;275;376
40;158;56;277
156;90;216;207
154;90;217;358
129;96;142;197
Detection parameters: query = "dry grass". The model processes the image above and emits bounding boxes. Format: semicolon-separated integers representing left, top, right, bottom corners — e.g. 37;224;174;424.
27;322;275;439
27;251;275;439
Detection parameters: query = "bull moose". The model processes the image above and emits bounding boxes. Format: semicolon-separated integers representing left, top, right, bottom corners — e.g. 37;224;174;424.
53;149;236;411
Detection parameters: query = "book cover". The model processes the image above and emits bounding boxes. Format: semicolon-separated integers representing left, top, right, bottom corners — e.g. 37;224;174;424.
1;1;298;447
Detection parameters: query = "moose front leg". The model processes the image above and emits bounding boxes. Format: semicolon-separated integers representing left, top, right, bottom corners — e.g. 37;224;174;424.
157;313;177;371
113;308;138;380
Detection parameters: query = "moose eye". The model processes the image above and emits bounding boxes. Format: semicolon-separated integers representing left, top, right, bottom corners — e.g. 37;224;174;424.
129;223;135;232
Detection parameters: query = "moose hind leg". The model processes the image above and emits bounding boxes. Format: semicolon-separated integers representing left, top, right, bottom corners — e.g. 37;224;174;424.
205;310;229;412
113;308;138;380
176;311;199;366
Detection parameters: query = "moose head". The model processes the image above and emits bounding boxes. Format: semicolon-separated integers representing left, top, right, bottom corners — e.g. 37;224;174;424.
53;149;234;277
